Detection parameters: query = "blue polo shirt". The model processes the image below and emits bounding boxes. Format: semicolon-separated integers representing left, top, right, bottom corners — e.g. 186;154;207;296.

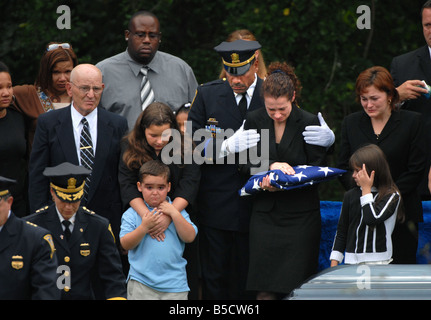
120;198;197;292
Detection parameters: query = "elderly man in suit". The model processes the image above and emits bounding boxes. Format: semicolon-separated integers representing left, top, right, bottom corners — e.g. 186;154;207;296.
26;163;126;300
390;0;431;199
28;64;128;274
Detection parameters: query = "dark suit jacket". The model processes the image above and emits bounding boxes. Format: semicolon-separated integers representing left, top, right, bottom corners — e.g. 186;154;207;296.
337;109;427;222
243;104;327;213
188;78;265;231
25;205;126;300
28;105;128;239
0;213;59;300
391;45;431;197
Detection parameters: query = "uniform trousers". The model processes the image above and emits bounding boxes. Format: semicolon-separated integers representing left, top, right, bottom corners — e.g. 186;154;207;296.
199;224;252;300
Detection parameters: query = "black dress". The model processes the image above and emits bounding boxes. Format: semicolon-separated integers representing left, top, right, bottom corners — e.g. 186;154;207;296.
0;108;27;216
243;105;326;295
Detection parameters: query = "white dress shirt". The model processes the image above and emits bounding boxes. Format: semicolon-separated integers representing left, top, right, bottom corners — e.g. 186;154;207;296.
71;103;98;165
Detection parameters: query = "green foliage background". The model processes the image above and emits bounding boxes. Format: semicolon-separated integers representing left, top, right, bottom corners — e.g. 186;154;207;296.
0;0;426;200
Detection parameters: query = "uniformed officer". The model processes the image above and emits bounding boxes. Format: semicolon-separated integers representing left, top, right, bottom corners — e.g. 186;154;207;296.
0;176;59;300
188;39;264;300
189;39;335;300
25;162;126;300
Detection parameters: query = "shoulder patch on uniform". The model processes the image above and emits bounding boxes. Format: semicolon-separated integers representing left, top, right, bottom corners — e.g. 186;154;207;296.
108;224;116;243
43;234;56;259
82;206;95;214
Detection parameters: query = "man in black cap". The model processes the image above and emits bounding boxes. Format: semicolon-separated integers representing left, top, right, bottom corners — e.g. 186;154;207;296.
188;39;263;300
25;162;127;300
0;177;59;300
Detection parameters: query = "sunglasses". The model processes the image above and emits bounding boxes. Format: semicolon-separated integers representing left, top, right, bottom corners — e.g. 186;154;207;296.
47;43;71;52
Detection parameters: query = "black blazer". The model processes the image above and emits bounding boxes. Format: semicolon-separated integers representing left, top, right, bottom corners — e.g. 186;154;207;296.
337;109;427;222
391;45;431;197
0;213;59;300
25;205;126;300
243;104;327;213
28;105;128;238
188;78;265;231
391;45;431;119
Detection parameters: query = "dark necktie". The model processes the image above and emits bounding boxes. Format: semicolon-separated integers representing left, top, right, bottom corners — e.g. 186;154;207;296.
80;117;94;202
140;67;154;111
62;220;72;241
238;94;247;119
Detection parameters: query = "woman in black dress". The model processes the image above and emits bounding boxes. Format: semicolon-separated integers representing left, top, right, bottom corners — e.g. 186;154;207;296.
0;62;28;216
243;62;327;299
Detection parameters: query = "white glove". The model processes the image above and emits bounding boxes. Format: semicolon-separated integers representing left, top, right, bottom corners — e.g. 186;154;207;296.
302;112;335;148
221;121;260;156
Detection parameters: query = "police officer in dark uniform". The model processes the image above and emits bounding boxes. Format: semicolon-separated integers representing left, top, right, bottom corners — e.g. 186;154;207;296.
0;176;59;300
25;162;126;300
188;40;263;300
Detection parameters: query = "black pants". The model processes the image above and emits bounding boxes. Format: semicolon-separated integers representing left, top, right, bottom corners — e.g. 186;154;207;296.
392;220;419;264
199;225;252;300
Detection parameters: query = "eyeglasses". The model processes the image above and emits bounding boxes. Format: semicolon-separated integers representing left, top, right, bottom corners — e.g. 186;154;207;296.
70;82;103;95
129;31;161;40
47;43;71;52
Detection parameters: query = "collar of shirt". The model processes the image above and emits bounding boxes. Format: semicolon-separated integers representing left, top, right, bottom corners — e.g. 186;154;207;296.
234;73;257;106
428;46;431;60
125;48;161;76
71;103;98;155
56;207;77;232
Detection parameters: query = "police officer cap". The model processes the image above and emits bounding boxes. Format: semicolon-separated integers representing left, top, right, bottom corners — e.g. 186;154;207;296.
0;176;16;197
214;39;261;76
43;162;91;203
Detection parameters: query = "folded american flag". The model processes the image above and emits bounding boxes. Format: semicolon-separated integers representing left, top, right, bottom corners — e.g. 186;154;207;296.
239;165;346;196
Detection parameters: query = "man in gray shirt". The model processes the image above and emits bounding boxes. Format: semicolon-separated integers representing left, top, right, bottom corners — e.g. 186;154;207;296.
96;11;198;130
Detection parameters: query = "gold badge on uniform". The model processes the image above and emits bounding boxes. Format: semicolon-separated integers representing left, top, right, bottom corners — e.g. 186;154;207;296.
11;255;23;270
80;243;90;256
